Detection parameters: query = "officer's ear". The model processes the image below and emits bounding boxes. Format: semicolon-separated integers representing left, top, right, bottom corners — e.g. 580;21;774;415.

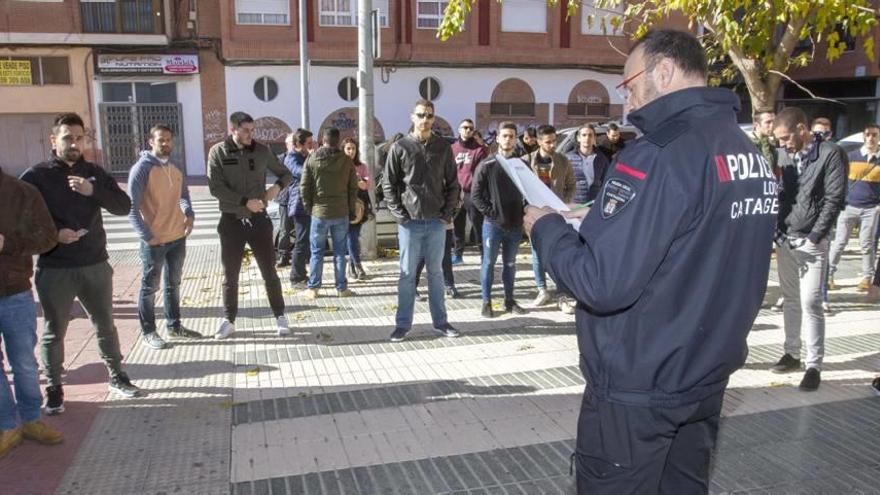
654;57;676;90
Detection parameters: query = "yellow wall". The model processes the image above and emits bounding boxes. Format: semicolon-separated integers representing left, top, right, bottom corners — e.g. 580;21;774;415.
0;47;95;133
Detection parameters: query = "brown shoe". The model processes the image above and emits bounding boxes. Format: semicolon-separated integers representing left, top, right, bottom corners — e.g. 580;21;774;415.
857;277;872;292
0;427;23;458
21;420;63;445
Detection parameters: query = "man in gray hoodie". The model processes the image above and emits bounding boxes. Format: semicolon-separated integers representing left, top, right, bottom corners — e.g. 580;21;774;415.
128;124;197;350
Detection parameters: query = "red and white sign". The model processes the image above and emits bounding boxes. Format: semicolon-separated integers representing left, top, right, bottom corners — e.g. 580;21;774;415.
97;54;199;75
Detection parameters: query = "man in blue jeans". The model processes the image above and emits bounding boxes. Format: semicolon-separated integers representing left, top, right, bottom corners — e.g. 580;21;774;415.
128;124;198;350
471;121;528;318
299;127;358;299
382;99;462;342
0;167;64;458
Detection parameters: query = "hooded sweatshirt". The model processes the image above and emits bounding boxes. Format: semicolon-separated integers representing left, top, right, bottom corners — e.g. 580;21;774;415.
451;138;488;194
128;151;194;244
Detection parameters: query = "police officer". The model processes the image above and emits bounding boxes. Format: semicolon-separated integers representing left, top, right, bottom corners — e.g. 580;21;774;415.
524;30;776;493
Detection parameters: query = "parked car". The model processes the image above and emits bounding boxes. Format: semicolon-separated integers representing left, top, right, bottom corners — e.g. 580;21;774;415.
838;132;863;153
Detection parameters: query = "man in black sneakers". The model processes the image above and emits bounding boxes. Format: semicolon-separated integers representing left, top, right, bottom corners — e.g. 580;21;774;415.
771;107;847;391
471;121;527;318
21;113;143;414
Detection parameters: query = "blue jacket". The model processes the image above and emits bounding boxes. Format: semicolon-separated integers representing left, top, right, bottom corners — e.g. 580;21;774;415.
532;87;776;408
278;151;308;217
565;149;609;205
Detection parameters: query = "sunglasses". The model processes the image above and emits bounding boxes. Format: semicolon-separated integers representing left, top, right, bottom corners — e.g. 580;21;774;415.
460;126;474;130
414;112;435;120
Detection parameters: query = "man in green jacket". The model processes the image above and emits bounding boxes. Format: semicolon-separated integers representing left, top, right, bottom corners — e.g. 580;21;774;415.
299;127;358;299
207;111;293;339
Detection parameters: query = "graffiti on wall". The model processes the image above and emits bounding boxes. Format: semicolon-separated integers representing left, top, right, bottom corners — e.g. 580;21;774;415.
203;108;226;144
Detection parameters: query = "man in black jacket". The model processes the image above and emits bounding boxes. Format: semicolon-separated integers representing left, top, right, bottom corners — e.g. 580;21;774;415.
382;99;461;342
524;30;776;493
471;121;528;318
770;107;847;391
21;113;142;416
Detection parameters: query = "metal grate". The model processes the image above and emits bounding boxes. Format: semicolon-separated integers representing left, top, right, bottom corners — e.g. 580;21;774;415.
99;102;185;175
567;102;609;117
81;0;163;34
489;102;536;116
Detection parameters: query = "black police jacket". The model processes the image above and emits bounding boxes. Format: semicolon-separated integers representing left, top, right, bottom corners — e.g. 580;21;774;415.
531;87;776;408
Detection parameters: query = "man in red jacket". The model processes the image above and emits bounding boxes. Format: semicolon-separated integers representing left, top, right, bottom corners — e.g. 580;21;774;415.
451;118;488;263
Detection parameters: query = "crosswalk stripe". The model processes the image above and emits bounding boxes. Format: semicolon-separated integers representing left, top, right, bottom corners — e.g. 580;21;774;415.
102;198;232;251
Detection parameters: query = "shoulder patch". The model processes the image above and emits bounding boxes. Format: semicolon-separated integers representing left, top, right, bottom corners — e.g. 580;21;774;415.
600;178;637;219
644;120;690;148
221;157;238;166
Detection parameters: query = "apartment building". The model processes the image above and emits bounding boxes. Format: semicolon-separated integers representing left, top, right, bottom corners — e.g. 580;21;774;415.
0;0;206;177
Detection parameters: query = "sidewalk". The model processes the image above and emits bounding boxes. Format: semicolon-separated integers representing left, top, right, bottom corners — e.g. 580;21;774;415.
2;199;879;494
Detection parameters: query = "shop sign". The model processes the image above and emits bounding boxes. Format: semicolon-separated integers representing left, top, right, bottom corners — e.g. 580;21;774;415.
0;60;32;86
97;54;199;75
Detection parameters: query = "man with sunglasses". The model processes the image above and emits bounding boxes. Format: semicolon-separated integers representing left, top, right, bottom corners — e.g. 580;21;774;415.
524;30;776;493
382;99;461;342
207;111;294;339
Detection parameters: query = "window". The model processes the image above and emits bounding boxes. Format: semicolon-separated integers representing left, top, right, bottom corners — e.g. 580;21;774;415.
581;0;624;36
501;0;546;33
236;0;289;25
253;76;279;102
338;77;358;101
81;0;163;34
3;56;70;85
320;0;389;27
417;0;448;29
102;82;177;103
419;77;440;100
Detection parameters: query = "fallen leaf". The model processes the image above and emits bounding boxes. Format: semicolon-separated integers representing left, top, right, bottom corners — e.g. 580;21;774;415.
316;331;334;343
245;366;260;377
517;344;534;352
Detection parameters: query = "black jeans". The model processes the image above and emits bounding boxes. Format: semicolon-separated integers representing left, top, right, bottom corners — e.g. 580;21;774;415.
218;212;285;322
415;229;455;289
575;388;724;494
453;196;484;257
274;204;295;262
35;261;124;387
291;213;312;283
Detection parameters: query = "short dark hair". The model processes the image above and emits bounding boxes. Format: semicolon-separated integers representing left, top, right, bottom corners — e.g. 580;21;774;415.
810;117;832;129
322;127;341;148
753;109;775;122
773;107;808;132
413;99;435;112
499;121;518;132
865;123;880;133
606;123;619;131
632;29;708;80
536;125;556;138
230;111;254;127
524;126;537;138
149;124;173;138
292;128;313;146
459;118;474;127
53;112;85;133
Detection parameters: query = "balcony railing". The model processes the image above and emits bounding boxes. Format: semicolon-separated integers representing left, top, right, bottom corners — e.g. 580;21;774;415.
489;102;536;116
567;102;610;117
81;0;165;34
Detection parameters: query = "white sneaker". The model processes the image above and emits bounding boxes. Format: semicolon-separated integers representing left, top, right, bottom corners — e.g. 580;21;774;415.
533;289;551;307
276;315;290;337
214;319;235;340
558;295;576;315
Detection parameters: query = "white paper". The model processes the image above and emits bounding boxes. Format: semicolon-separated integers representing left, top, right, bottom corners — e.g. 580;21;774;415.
495;154;582;230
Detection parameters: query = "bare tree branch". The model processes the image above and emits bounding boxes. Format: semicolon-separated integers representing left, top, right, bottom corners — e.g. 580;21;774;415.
767;70;846;105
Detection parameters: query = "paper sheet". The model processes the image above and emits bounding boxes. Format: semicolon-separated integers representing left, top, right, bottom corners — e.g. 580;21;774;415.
495;154;582;230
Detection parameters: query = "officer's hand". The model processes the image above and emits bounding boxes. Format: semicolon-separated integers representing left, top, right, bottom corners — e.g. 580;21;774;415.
0;233;5;252
524;205;557;237
58;228;82;244
67;176;94;196
246;199;265;213
184;216;195;236
264;185;281;202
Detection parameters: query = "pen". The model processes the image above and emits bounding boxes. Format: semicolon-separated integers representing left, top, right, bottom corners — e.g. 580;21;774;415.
570;200;594;212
